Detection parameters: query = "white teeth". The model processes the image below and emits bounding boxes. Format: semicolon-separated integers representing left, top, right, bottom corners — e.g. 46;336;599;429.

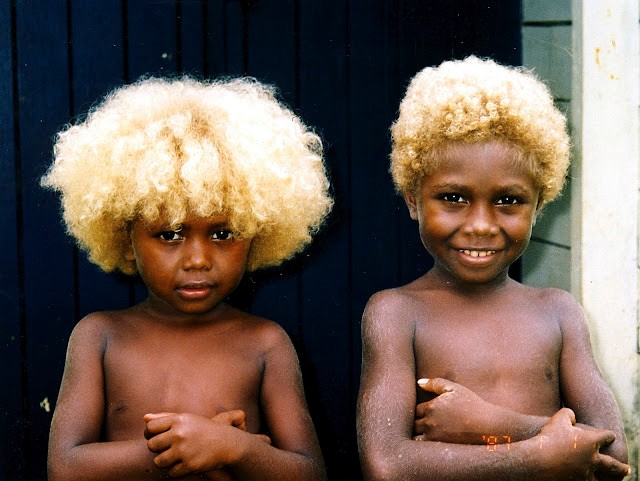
461;250;496;257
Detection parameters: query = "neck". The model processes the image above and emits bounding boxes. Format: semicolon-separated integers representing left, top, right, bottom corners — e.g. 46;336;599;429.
426;266;513;298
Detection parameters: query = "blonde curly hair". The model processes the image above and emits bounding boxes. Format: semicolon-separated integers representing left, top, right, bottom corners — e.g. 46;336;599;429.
42;76;333;274
391;56;570;207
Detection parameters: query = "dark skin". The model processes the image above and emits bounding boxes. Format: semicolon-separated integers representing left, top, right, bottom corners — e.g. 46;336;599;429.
356;141;629;481
48;214;326;481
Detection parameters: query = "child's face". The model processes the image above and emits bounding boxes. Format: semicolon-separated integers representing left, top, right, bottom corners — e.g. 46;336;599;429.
405;141;540;287
125;214;251;317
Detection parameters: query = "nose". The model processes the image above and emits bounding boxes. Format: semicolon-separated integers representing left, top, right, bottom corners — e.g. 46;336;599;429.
182;237;212;271
463;203;499;237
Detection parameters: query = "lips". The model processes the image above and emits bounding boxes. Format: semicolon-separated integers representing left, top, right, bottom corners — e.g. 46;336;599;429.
176;281;214;299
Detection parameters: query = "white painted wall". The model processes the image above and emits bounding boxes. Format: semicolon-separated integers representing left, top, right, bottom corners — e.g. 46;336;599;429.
571;2;639;477
521;1;639;477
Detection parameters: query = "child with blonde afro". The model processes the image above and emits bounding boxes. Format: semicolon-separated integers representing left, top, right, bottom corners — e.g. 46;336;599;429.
43;76;332;481
357;56;630;481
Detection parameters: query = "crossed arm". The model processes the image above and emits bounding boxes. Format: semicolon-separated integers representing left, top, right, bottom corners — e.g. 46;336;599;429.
356;291;630;481
139;329;326;481
48;316;326;481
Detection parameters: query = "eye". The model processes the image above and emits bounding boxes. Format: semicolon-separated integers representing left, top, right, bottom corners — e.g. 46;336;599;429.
157;230;183;241
496;196;522;205
211;229;234;241
441;193;466;204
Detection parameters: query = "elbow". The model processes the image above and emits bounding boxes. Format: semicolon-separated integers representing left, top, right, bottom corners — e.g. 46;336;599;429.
360;453;402;481
48;451;80;481
48;462;67;481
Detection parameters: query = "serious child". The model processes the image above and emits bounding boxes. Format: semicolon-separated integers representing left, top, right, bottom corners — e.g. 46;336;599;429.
42;76;332;481
357;56;630;481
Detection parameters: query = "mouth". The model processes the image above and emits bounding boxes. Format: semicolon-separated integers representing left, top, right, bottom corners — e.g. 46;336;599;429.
459;249;497;258
176;282;214;299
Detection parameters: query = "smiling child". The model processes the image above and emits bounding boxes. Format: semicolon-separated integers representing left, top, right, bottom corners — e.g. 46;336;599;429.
356;56;630;481
42;76;331;481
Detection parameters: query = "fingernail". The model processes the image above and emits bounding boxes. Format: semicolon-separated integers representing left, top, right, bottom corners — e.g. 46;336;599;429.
417;378;429;386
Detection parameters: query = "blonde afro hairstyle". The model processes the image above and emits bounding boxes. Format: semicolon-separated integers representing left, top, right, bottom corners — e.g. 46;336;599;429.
42;76;333;275
391;56;570;207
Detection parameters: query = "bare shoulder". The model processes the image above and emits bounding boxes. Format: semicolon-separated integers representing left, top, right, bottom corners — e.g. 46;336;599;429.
519;284;583;313
515;283;586;331
361;284;426;349
364;280;427;319
225;305;294;352
68;309;126;347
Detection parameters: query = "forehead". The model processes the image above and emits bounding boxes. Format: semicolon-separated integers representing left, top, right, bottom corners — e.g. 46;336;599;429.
135;212;231;229
426;141;537;188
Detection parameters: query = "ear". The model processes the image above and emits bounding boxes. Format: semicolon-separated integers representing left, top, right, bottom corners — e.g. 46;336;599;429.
404;192;419;220
124;234;135;262
533;197;544;226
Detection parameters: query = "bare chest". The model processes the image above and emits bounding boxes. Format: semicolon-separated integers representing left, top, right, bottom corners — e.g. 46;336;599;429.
414;307;563;415
102;333;263;440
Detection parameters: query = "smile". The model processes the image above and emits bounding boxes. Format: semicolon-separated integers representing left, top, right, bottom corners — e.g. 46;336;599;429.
460;249;496;257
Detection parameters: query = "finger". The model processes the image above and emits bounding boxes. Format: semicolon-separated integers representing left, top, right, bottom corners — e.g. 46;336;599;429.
417;377;454;396
144;412;176;422
550;407;576;426
590;428;616;450
415;401;430;418
153;449;179;470
413;417;429;436
145;415;176;436
213;409;247;430
596;453;631;479
254;433;272;445
168;462;190;478
147;431;173;453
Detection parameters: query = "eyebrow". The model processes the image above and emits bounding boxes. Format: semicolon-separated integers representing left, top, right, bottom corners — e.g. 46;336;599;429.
430;182;533;192
495;184;535;194
429;183;467;191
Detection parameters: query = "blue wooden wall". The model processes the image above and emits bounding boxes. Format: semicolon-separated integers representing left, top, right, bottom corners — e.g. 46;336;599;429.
0;1;521;480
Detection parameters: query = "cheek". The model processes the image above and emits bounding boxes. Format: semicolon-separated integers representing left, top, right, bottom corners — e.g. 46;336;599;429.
508;214;536;240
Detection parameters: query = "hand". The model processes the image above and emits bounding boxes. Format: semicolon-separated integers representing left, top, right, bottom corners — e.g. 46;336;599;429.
534;408;630;481
209;411;271;446
414;377;507;444
144;410;270;478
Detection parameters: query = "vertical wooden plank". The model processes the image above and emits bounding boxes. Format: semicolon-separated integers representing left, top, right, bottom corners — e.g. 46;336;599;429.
15;1;73;479
298;1;352;478
70;1;133;319
180;0;205;75
224;1;245;75
450;0;522;65
204;0;226;77
0;3;26;479
240;0;300;336
395;0;439;286
126;0;178;80
245;0;296;102
347;1;403;478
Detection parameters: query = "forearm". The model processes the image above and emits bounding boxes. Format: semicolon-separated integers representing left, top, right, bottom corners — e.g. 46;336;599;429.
457;406;549;444
48;439;164;481
361;437;555;481
228;432;326;481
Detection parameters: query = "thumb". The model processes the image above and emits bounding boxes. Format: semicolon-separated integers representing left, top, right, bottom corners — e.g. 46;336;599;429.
143;412;175;422
254;433;272;445
417;377;454;396
213;409;247;431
